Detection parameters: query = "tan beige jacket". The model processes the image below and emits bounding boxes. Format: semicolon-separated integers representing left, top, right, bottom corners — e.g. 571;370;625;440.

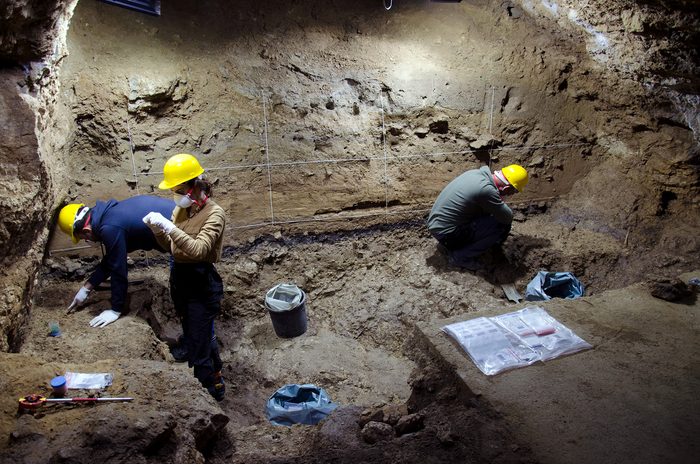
155;199;225;264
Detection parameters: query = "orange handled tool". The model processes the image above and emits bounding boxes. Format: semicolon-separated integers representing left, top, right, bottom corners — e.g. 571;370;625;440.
18;395;133;410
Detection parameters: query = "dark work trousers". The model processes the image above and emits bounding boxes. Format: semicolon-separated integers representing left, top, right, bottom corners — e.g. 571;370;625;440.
170;262;224;390
170;254;217;349
432;216;510;264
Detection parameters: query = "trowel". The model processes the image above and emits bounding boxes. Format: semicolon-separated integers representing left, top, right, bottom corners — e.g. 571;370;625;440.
501;284;522;303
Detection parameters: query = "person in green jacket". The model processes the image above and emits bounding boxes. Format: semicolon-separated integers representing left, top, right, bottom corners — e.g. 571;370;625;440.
428;165;528;270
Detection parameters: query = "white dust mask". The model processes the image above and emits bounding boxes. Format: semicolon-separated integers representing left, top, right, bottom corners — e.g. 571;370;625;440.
174;193;196;208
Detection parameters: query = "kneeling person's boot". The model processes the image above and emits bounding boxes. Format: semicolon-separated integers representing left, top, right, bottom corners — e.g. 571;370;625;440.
449;256;485;271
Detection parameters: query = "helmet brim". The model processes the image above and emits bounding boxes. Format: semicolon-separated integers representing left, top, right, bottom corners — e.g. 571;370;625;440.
159;179;177;189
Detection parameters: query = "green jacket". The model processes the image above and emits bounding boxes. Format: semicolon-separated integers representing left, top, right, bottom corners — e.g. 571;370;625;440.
428;166;513;235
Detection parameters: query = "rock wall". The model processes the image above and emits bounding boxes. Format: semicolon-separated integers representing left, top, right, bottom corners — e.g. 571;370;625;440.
41;0;698;261
509;0;700;244
0;0;78;351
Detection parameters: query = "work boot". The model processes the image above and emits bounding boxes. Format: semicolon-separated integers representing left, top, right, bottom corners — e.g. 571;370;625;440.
208;371;226;401
449;256;485;271
172;334;218;363
170;345;188;363
170;334;188;363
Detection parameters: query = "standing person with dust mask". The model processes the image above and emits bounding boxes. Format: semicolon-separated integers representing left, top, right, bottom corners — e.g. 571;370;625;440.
143;154;227;401
58;196;175;327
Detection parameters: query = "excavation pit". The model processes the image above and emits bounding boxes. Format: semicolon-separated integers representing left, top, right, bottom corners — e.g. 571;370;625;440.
2;0;700;461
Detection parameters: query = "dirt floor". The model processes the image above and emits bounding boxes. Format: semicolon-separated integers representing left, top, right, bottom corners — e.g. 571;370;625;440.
420;275;700;464
2;212;699;463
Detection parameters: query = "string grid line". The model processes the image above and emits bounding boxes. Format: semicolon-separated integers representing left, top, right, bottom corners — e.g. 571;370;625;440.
50;88;585;252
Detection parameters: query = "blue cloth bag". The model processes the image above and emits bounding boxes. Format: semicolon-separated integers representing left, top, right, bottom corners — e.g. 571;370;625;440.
525;271;584;301
264;384;339;426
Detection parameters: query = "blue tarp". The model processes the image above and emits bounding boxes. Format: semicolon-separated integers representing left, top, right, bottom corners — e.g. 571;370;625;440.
525;271;584;301
264;384;339;426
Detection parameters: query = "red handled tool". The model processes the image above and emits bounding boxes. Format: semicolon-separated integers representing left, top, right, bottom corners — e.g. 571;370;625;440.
18;395;133;410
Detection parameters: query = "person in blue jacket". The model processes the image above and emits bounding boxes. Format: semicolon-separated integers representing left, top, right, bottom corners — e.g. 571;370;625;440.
58;195;176;328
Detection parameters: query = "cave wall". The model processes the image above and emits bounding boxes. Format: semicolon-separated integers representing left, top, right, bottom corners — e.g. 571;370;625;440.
508;0;700;247
0;0;78;351
1;0;699;352
45;0;699;252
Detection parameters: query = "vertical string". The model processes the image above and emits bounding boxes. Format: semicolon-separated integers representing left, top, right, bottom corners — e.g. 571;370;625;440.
489;86;495;137
127;116;148;267
381;91;388;220
127;118;139;196
262;90;274;225
488;86;495;170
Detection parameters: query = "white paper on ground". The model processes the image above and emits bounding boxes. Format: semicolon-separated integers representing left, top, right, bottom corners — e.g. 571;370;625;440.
64;372;114;389
442;306;592;375
442;317;540;375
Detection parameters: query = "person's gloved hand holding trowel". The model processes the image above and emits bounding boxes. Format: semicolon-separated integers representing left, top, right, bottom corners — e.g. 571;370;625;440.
68;284;92;312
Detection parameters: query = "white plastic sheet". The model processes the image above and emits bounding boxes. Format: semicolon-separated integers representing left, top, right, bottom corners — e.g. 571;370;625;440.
265;284;303;312
442;306;592;375
441;317;540;375
64;372;114;389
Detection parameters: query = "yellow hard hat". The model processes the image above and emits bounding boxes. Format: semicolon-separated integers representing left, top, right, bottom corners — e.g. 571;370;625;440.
158;154;204;189
58;203;85;244
502;165;529;192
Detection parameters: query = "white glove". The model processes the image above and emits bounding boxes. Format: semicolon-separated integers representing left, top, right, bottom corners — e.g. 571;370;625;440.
142;212;161;231
68;286;92;310
142;212;163;234
143;212;176;234
89;309;121;328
